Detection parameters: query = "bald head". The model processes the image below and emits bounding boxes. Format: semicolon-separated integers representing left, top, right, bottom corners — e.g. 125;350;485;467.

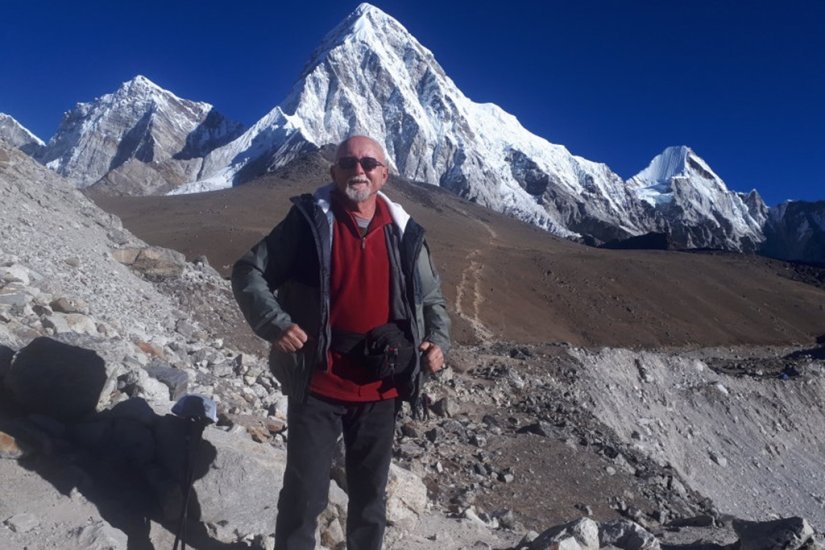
335;135;387;164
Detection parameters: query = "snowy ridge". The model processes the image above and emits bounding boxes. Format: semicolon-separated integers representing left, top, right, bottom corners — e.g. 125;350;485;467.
0;113;45;156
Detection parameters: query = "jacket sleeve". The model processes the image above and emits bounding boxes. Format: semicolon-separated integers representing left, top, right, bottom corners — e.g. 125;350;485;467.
231;206;303;342
417;241;451;355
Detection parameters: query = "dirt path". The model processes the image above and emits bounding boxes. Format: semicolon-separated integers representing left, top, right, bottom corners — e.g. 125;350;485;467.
453;213;497;341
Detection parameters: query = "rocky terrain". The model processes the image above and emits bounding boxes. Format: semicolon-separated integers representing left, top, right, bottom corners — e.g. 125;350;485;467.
2;140;825;550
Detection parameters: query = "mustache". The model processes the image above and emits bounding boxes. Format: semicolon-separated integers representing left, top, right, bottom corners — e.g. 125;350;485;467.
347;177;370;185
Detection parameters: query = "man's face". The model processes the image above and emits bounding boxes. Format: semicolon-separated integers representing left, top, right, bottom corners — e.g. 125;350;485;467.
330;136;389;204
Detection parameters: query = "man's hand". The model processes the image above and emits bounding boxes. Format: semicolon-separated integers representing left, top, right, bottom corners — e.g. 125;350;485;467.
273;324;308;353
419;341;445;374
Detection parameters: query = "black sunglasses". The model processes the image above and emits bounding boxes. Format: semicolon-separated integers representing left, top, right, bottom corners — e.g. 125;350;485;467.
336;156;385;171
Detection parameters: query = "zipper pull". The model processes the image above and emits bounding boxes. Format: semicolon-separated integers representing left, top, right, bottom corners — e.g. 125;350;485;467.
361;237;366;250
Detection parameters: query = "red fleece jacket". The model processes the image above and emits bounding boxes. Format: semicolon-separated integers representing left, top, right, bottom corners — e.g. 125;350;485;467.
309;194;399;401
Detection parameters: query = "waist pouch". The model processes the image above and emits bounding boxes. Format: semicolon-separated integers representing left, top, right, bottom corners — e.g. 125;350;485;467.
330;322;416;380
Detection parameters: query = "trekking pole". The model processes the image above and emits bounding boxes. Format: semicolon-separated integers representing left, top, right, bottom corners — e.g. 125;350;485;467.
171;394;217;550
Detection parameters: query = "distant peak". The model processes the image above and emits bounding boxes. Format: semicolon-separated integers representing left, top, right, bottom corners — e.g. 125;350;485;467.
352;2;384;17
118;75;165;94
633;145;722;184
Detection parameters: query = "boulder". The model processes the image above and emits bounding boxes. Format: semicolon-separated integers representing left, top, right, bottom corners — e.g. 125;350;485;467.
73;520;128;550
529;517;599;550
733;516;814;550
155;422;286;543
112;246;186;278
386;463;428;530
599;519;661;550
49;296;89;314
41;312;98;335
144;365;189;401
5;337;107;421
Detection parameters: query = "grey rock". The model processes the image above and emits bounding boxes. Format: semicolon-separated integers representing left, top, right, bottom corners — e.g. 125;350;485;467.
157;424;286;543
41;312;98;335
733;516;814;550
112;246;187;279
599;519;661;550
0;291;31;307
144;364;189;401
50;296;89;314
73;520;128;550
529;517;599;550
386;463;428;530
430;396;456;417
517;421;554;437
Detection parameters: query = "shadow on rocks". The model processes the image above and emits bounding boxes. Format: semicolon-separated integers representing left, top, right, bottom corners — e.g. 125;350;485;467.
0;336;244;550
784;337;825;361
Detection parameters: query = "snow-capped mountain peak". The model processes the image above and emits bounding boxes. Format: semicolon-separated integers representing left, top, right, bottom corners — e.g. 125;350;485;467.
627;146;766;250
0;113;45;156
37;75;244;193
634;146;715;184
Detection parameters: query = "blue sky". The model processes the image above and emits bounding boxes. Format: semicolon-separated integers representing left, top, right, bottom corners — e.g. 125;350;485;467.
2;0;823;206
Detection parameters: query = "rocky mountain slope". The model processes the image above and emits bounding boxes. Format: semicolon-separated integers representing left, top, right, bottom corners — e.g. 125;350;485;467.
762;200;825;264
0;113;45;157
36;75;244;195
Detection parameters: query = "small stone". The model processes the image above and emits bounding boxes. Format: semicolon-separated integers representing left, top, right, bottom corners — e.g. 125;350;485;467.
400;422;420;439
49;297;89;314
430;397;456;417
709;451;728;467
425;427;442;443
517;421;553;437
499;472;515;483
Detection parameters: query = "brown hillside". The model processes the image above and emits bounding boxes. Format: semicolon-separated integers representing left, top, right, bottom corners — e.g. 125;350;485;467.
91;153;825;349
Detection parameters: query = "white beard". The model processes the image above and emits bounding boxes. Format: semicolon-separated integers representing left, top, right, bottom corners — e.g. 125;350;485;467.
344;185;372;203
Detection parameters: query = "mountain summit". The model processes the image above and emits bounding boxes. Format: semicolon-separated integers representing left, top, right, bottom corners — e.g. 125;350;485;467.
627;146;766;250
184;4;764;250
37;75;244;194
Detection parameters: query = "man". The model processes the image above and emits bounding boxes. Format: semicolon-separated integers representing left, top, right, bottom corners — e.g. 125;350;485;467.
231;135;451;549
